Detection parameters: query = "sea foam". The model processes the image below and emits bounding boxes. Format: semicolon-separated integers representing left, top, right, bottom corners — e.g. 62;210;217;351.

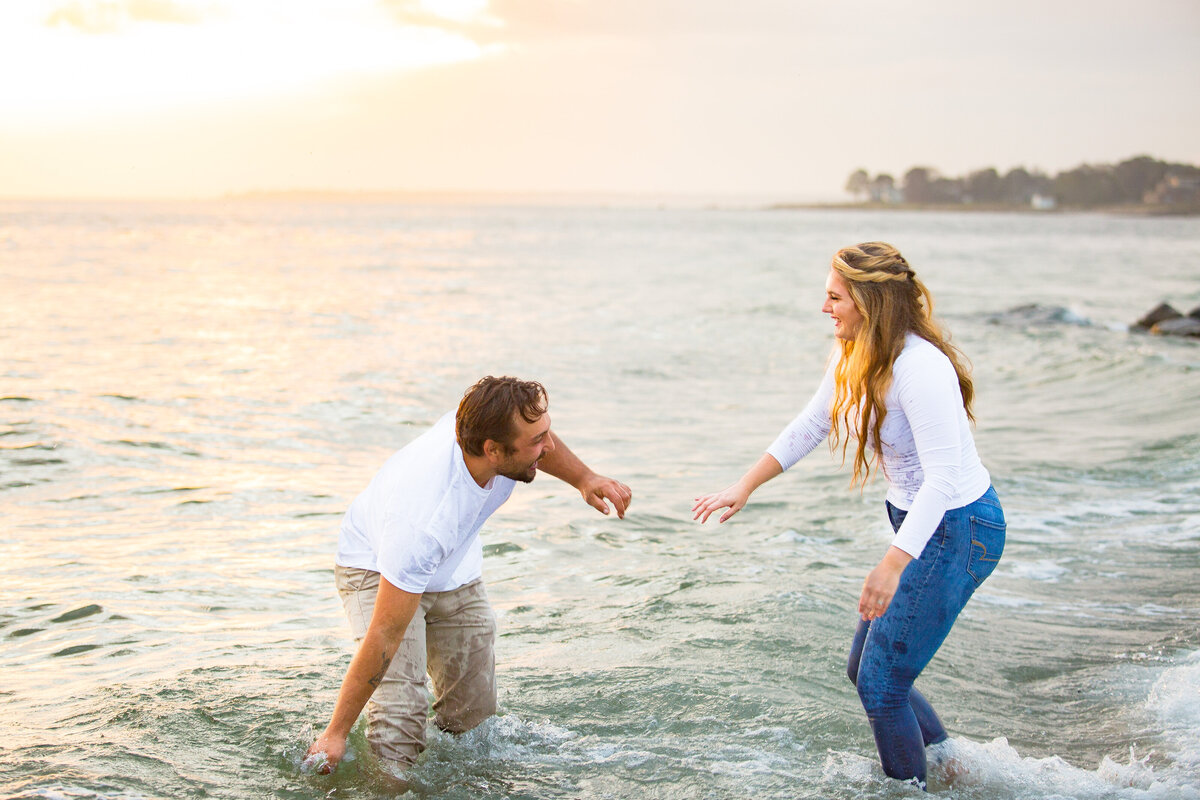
1146;650;1200;770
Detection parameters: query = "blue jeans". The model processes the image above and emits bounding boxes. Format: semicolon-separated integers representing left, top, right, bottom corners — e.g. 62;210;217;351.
846;485;1005;786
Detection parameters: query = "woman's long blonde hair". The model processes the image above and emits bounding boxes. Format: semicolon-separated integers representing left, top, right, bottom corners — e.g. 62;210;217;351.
828;242;974;487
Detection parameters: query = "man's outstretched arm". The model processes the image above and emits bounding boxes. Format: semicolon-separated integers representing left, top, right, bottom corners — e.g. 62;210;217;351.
538;431;632;519
307;578;421;772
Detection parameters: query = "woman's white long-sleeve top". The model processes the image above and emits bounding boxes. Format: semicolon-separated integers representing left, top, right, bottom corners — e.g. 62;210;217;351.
765;333;992;557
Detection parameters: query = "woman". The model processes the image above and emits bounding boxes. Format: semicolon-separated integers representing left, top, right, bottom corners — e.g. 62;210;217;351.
693;241;1005;787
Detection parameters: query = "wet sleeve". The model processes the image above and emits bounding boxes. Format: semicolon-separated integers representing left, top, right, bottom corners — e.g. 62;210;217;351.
765;361;836;471
890;351;964;557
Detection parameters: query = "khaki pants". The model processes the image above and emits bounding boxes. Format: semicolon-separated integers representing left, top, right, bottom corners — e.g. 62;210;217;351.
334;565;497;769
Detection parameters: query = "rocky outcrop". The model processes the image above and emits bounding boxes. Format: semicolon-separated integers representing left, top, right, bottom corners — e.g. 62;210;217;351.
1134;303;1183;329
1133;303;1200;338
987;303;1089;327
1151;317;1200;337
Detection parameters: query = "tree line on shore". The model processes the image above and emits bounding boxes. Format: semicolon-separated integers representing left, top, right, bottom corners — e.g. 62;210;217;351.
844;155;1200;209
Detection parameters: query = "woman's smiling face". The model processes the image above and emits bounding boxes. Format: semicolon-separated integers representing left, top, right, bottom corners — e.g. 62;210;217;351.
822;268;863;341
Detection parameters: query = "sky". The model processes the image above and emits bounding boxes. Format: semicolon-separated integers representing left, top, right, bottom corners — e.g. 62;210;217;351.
1;0;1198;200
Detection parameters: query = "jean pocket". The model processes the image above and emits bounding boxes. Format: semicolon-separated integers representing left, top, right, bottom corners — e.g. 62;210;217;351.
966;515;1005;584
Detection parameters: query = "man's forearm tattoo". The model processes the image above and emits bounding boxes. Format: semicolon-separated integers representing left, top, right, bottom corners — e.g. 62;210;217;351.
368;652;391;688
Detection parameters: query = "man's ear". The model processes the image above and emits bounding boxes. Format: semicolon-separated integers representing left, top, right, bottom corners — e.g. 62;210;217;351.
482;439;504;462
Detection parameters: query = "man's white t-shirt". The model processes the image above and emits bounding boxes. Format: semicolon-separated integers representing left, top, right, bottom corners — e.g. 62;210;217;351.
335;412;516;594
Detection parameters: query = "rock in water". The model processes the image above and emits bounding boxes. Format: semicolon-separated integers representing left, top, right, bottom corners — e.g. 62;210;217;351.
1150;317;1200;337
1134;302;1182;329
989;304;1088;327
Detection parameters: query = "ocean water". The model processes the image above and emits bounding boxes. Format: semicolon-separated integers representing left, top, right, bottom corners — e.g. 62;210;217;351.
1;199;1198;800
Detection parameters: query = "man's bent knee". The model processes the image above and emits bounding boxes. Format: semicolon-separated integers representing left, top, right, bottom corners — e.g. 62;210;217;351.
366;712;426;770
366;675;430;770
432;666;496;734
434;709;494;735
370;733;424;771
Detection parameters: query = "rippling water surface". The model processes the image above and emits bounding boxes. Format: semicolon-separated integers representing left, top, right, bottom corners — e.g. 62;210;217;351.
2;200;1199;799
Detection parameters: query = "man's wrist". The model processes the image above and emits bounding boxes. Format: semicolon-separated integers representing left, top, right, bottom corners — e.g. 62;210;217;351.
321;722;349;741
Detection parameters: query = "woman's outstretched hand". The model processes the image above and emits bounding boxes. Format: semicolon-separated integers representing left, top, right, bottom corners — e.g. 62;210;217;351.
692;483;751;523
692;455;783;524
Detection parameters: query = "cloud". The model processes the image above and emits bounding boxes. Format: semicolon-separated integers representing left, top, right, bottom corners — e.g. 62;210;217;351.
46;0;206;34
376;0;811;49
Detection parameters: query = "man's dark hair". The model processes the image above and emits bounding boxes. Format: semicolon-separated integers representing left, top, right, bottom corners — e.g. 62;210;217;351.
456;376;548;457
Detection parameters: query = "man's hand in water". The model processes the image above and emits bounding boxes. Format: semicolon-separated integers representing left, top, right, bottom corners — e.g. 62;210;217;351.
305;731;346;774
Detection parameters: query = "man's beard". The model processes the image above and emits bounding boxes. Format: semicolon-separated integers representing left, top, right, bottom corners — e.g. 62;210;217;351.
497;456;538;484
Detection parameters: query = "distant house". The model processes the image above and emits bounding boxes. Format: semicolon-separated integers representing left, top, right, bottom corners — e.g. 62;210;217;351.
1144;174;1200;206
1031;193;1057;210
871;184;903;204
867;175;903;204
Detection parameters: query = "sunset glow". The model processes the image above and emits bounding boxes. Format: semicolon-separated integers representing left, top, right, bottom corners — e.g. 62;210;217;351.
420;0;490;23
1;0;1196;200
0;1;486;122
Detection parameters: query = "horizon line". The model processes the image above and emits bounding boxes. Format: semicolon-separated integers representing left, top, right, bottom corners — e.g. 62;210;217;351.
0;188;839;207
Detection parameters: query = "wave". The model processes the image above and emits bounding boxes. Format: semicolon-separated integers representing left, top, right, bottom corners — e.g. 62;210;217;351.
1146;650;1200;770
986;303;1093;328
821;663;1200;800
924;649;1200;798
910;734;1200;798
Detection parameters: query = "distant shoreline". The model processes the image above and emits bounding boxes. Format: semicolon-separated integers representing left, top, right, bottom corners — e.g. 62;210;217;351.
767;201;1200;217
2;194;1197;216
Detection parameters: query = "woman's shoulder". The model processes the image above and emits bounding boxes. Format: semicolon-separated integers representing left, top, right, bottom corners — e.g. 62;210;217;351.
895;333;953;374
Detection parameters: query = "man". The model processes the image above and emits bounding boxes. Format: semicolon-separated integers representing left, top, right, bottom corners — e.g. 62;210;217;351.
307;376;632;773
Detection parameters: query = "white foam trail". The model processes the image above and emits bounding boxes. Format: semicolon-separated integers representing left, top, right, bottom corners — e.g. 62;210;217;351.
1006;558;1069;582
772;529;835;545
426;712;578;764
1146;650;1200;769
972;591;1044;608
923;736;1200;799
920;653;1200;798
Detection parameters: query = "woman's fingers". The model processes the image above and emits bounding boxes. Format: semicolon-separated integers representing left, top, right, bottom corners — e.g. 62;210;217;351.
858;585;893;620
693;488;748;523
693;493;730;523
692;494;718;519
